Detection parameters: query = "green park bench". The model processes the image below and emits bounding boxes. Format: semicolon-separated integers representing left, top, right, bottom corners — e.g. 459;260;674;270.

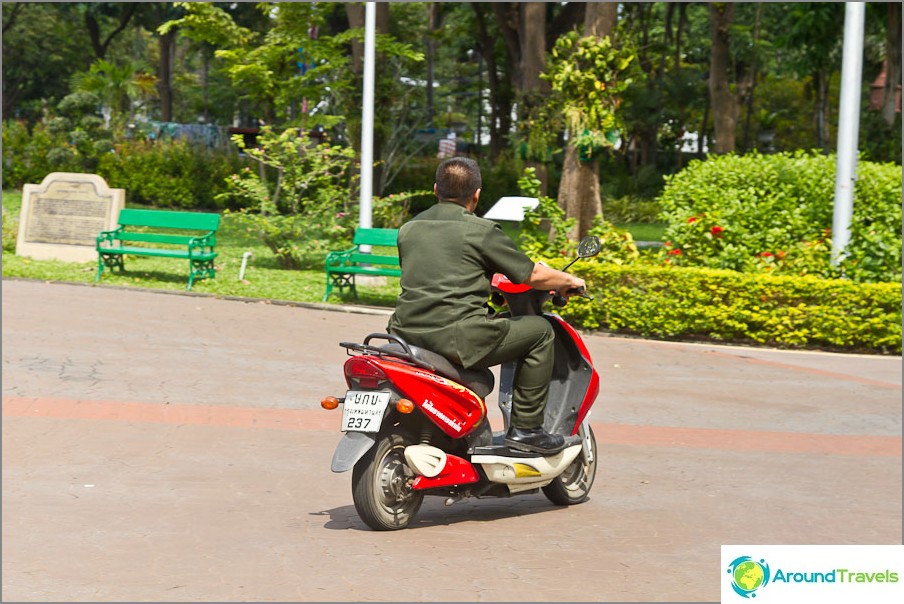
323;227;400;301
96;208;220;291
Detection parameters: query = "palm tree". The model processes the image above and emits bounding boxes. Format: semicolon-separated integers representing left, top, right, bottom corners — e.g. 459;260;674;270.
71;59;157;131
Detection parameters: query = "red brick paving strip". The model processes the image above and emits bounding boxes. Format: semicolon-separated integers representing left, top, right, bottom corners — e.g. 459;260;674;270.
4;396;899;457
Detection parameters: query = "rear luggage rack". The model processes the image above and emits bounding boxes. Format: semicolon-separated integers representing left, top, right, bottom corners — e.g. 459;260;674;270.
339;333;437;372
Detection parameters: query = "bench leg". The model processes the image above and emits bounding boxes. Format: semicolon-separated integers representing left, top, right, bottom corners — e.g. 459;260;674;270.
97;253;125;281
188;258;216;291
324;272;357;301
322;273;333;302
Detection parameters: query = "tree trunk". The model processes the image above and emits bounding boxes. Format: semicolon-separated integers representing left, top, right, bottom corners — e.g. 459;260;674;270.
559;145;601;241
814;69;830;151
709;3;736;154
345;3;388;75
473;3;511;160
555;0;617;237
519;3;549;193
519;3;546;95
584;1;617;39
157;28;176;122
426;3;438;125
883;2;902;125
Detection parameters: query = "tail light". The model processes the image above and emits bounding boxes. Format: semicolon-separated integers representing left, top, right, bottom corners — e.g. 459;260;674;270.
344;357;389;389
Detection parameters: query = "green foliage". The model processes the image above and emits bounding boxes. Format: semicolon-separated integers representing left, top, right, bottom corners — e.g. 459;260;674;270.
97;140;248;210
525;32;635;160
517;166;640;266
2;106;115;189
372;189;433;229
657;151;902;282
543;32;634;149
601;195;663;224
70;59;157;134
219;126;359;269
557;263;901;354
585;218;641;266
859;109;903;165
2;204;19;253
517;167;575;258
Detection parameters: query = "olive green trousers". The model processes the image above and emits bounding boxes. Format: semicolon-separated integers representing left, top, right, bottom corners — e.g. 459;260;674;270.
470;316;555;429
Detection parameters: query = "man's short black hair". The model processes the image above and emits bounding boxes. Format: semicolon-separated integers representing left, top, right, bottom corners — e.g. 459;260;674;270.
435;157;482;205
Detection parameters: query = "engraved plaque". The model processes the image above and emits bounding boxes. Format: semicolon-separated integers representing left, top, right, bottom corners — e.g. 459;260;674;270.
16;173;125;262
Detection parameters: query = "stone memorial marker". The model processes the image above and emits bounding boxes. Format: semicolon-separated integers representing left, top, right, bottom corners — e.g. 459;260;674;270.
16;172;125;262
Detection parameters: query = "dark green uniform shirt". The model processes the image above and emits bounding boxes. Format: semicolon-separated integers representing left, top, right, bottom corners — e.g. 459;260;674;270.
387;201;535;367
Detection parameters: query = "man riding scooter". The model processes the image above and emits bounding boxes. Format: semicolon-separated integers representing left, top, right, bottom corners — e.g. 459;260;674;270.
387;157;585;455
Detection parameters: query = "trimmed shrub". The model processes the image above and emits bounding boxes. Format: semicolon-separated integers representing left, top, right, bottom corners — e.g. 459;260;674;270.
658;151;902;283
558;263;901;354
97;140;250;210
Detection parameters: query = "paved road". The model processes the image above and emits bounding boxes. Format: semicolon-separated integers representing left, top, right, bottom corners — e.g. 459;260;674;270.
2;279;901;602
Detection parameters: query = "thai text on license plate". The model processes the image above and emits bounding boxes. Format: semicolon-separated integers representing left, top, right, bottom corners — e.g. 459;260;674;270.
342;391;390;432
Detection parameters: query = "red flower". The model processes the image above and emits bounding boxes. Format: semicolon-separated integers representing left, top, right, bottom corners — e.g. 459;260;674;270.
668;248;682;256
687;216;698;224
760;251;773;258
710;225;724;237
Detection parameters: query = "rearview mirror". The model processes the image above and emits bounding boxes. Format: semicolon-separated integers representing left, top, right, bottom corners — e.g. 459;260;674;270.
577;236;602;258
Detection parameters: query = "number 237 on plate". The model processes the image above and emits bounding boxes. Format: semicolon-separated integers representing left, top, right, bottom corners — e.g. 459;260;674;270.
341;391;390;432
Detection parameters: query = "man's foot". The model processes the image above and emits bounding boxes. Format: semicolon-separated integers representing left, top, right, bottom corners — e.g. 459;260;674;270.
504;426;566;455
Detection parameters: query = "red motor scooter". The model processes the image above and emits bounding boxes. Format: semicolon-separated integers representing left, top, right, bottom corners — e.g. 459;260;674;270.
320;236;603;530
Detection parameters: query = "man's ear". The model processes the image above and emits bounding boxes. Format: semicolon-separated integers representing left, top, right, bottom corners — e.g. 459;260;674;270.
433;183;439;197
468;188;481;212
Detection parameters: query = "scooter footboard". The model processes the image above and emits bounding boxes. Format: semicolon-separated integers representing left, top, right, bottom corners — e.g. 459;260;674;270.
330;431;377;472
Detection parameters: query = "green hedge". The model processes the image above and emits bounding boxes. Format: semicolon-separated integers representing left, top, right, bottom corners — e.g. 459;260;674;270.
559;263;902;354
98;140;250;210
658;151;902;283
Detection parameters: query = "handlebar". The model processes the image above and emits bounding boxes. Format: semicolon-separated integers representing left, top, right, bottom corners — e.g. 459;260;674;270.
552;286;592;307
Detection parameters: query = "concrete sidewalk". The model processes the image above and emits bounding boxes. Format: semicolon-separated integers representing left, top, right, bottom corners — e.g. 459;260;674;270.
2;280;901;602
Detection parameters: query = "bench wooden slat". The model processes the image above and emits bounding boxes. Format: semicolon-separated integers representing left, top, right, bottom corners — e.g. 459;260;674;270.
347;253;400;266
352;228;398;247
117;208;220;231
119;232;197;245
105;246;217;260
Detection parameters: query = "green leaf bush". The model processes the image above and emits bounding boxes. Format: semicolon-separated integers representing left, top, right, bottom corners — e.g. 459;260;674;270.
658;151;902;283
218;126;360;269
557;263;902;354
98;139;249;210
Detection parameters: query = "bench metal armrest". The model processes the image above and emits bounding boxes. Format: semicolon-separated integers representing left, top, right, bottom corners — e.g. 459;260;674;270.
188;231;216;255
325;246;358;268
97;226;124;247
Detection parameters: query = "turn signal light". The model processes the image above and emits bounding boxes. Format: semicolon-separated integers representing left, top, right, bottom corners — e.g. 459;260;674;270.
321;396;340;410
396;398;415;414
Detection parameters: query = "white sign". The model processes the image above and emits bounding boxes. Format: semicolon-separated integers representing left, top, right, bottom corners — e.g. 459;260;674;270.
481;196;539;222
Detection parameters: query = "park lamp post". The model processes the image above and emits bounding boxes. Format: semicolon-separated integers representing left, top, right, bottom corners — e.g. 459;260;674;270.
359;2;376;252
831;2;865;267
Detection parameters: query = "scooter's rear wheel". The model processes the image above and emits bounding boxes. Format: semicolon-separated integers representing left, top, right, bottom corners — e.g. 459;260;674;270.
542;425;597;505
351;432;424;530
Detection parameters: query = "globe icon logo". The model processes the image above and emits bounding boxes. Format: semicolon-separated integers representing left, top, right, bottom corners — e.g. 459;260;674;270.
726;556;771;598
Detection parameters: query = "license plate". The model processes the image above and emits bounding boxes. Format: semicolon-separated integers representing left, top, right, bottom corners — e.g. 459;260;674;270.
341;391;391;433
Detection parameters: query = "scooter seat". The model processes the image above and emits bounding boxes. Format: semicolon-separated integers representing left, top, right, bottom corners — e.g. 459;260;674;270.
382;342;495;399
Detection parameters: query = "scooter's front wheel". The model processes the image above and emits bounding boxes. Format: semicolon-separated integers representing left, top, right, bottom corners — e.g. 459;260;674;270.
351;432;424;530
542;424;597;505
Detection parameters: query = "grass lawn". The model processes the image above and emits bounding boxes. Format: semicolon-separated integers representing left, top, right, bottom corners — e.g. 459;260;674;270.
617;222;667;243
1;190;400;307
1;189;663;307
